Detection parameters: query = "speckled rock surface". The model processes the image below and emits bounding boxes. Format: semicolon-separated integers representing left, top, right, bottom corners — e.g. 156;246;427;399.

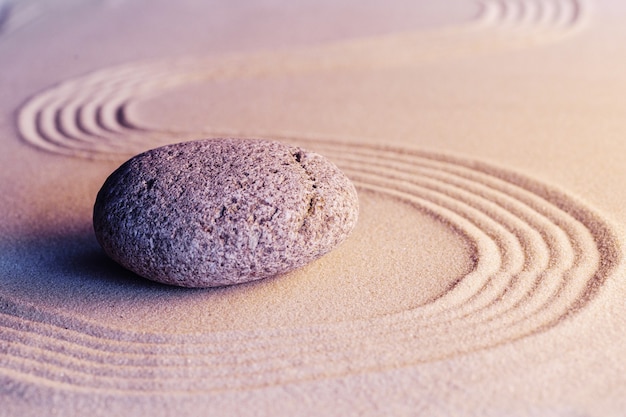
93;138;359;287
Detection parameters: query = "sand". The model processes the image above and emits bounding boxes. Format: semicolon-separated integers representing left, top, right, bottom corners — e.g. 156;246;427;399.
2;0;626;415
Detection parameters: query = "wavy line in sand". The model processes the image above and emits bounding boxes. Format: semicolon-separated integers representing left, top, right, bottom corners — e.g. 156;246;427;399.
4;0;611;397
16;1;590;159
478;0;585;29
0;138;620;394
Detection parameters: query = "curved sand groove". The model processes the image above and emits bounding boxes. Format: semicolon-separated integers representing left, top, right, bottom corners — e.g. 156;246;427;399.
5;0;608;396
477;0;584;29
16;1;590;159
0;139;620;393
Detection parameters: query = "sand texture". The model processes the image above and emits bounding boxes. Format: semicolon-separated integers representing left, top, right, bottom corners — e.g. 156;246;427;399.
2;0;626;416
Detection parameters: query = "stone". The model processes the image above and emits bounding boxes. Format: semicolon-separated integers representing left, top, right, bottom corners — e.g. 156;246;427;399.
93;138;359;287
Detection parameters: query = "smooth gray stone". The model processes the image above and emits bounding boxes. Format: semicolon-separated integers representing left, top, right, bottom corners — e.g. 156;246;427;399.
93;138;359;287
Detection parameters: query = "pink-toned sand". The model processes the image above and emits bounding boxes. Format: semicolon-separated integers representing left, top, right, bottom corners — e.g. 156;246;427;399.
2;0;626;415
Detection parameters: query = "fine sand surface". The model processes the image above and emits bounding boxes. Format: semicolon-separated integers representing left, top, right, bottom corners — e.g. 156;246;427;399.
2;0;626;415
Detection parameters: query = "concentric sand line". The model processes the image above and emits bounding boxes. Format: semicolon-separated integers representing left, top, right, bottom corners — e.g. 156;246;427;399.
4;0;610;396
16;1;589;159
0;139;620;394
477;0;585;30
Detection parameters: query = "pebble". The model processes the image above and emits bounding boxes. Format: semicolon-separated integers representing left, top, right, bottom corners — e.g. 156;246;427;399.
93;138;359;287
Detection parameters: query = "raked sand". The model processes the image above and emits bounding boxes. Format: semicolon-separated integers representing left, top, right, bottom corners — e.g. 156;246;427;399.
2;0;626;415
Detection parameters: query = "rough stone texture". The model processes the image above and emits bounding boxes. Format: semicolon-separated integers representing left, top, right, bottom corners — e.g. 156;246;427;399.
93;138;359;287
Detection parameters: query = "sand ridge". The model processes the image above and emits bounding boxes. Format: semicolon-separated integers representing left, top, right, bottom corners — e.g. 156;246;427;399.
2;0;626;415
0;140;620;394
17;1;588;160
